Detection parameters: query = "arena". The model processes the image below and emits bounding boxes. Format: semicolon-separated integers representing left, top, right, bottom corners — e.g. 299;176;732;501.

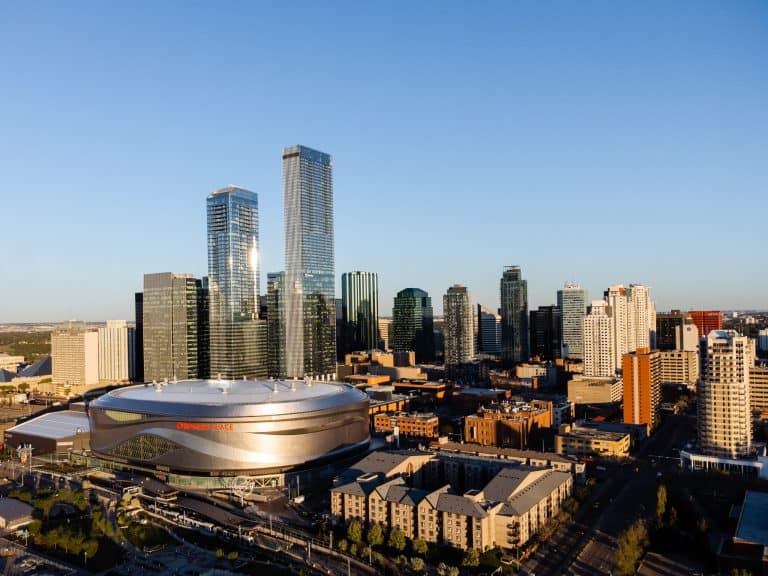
88;378;370;478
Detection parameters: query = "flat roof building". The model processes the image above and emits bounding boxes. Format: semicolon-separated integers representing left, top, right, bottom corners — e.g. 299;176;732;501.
555;423;631;458
4;410;90;455
567;375;623;405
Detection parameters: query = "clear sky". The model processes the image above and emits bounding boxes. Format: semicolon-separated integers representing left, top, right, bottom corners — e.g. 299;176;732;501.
1;1;766;322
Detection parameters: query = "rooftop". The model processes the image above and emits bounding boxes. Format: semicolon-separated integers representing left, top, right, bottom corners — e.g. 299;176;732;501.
5;410;89;439
734;490;768;547
559;425;628;442
0;498;34;522
436;441;578;465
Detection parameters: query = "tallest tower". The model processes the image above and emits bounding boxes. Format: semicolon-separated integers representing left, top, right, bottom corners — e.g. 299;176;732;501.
283;145;336;378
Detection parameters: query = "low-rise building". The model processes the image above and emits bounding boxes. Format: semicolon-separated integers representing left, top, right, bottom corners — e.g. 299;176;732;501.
464;400;552;449
0;354;24;373
554;423;630;458
658;350;699;388
373;412;440;439
567;375;623;405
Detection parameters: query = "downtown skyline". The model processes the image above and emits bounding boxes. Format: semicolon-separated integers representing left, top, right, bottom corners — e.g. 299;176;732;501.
1;2;767;322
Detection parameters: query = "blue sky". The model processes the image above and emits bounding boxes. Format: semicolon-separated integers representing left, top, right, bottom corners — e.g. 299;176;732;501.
1;1;766;322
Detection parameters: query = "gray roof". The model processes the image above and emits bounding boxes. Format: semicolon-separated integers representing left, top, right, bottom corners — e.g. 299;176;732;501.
374;476;406;499
385;485;428;507
18;356;51;377
0;498;34;522
5;410;89;440
483;466;541;503
424;485;453;508
735;490;768;546
0;369;16;383
498;469;572;516
333;480;379;498
437;441;577;466
436;493;488;518
343;450;428;479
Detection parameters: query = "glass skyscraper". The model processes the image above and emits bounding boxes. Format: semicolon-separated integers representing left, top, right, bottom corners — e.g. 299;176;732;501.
207;186;267;379
267;271;286;378
500;266;529;366
341;271;379;354
557;283;587;359
283;145;336;378
443;285;475;367
392;288;435;363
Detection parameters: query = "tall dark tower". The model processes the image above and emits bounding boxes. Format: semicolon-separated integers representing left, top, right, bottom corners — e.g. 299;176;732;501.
500;266;529;366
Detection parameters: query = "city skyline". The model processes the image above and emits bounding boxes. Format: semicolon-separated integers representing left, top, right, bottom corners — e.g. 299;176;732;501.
1;2;767;322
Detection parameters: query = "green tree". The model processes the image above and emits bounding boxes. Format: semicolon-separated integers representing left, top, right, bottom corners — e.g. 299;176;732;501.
437;562;448;576
412;538;428;556
614;519;649;576
227;551;238;561
366;523;384;547
656;484;667;522
347;520;363;544
216;548;224;559
410;556;425;572
349;542;358;557
461;548;480;567
337;538;348;553
447;567;460;576
388;527;406;552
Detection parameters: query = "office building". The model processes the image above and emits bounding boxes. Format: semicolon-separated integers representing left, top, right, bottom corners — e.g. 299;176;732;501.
51;321;99;396
604;285;633;371
97;320;134;383
555;424;631;458
134;292;144;382
373;412;440;439
500;266;528;366
529;305;561;360
378;318;393;351
658;350;699;388
689;310;723;339
656;310;686;351
392;288;435;363
583;300;615;377
142;272;208;382
622;347;661;428
698;331;751;459
267;272;286;378
207;186;266;379
283;145;336;378
758;329;768;355
341;271;379;354
443;285;475;367
557;283;587;360
477;305;501;356
567;375;623;405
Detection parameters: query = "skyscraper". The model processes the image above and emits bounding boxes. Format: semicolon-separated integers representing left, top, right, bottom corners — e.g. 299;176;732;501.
477;305;501;356
52;321;99;396
622;347;661;428
207;186;266;379
142;272;208;382
557;283;587;359
656;310;686;351
689;310;723;339
529;305;562;360
98;319;134;382
341;271;379;354
583;300;615;377
627;284;656;350
134;291;144;382
698;330;752;459
283;145;336;378
392;288;435;363
443;285;475;367
267;272;286;378
604;285;633;372
500;266;528;366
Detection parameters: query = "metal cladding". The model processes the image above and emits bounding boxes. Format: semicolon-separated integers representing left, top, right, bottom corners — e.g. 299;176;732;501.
88;378;370;475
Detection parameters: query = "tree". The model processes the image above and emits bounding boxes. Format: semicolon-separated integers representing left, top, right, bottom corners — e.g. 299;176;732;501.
227;551;238;561
347;520;363;544
462;548;480;567
216;548;224;559
412;538;428;556
614;519;649;576
366;523;384;547
410;556;425;572
337;539;348;553
656;484;667;522
447;567;460;576
388;527;406;552
437;562;448;576
349;542;359;557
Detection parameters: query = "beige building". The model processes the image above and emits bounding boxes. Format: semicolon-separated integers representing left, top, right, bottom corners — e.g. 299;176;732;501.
750;365;768;416
331;450;573;551
0;354;24;373
698;331;752;459
658;350;699;388
464;400;552;449
98;320;133;383
567;375;623;405
52;321;99;397
555;423;631;458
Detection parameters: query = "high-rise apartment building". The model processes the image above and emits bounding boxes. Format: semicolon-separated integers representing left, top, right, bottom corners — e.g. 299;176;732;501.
142;272;208;382
377;318;393;351
134;292;144;382
698;330;752;459
341;271;379;354
500;266;528;366
583;301;615;377
529;305;562;360
52;321;99;395
98;320;134;382
604;285;633;371
557;283;587;360
627;284;656;349
689;310;723;340
622;347;661;428
283;145;336;378
477;305;501;356
443;285;474;367
656;310;685;351
207;186;266;379
267;272;286;378
392;288;435;363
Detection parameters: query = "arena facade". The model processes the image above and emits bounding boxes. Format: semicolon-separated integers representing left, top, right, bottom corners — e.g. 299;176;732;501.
88;378;370;487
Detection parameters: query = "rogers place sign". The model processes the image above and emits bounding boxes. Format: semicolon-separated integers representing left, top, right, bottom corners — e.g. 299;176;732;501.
176;422;234;432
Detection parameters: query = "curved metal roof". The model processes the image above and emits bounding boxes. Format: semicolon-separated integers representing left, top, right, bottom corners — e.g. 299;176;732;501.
90;378;369;418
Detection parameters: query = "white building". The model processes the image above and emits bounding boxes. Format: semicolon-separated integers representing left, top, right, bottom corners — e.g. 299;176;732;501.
583;300;615;377
51;321;99;396
98;320;134;383
698;330;752;459
627;284;656;349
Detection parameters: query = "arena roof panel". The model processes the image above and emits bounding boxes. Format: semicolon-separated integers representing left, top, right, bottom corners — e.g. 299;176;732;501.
6;411;89;439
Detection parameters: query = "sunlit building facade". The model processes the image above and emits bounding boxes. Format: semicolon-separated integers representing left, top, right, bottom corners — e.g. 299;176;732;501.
557;283;587;360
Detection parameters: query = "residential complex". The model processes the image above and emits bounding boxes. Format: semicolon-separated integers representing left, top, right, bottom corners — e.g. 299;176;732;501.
557;283;587;360
373;412;440;439
622;347;661;428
